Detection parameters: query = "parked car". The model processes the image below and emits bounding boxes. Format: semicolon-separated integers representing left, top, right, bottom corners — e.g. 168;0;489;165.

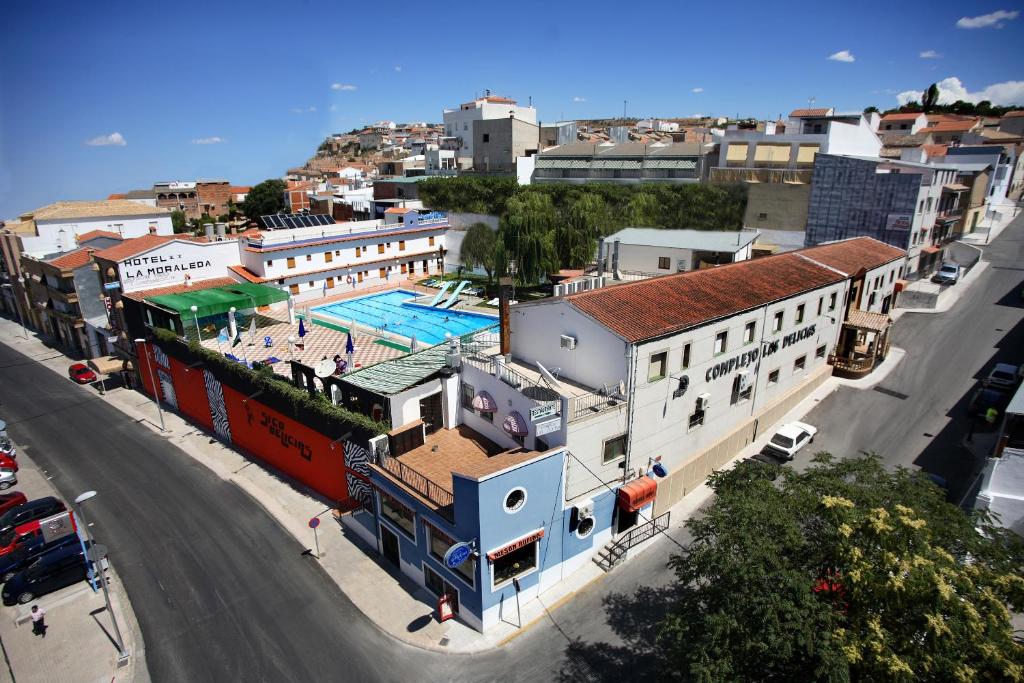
0;533;80;583
0;493;27;517
0;470;16;491
968;387;1011;418
931;262;961;285
0;438;15;459
984;362;1022;390
2;542;89;605
68;363;97;384
0;512;74;559
0;453;17;474
0;497;66;536
760;422;818;461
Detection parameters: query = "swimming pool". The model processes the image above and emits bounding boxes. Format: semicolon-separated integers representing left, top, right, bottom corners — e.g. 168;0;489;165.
312;290;497;346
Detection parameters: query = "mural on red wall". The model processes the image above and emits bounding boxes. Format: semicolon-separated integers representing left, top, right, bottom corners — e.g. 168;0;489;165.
167;357;213;431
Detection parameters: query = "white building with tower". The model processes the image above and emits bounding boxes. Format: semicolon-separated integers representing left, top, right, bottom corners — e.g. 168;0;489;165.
442;92;537;162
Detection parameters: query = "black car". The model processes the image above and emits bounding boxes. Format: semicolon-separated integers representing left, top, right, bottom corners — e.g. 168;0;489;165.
0;497;66;536
2;542;88;605
0;533;81;582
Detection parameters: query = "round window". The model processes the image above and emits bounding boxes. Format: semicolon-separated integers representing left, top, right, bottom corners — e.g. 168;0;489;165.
503;487;527;514
575;516;595;539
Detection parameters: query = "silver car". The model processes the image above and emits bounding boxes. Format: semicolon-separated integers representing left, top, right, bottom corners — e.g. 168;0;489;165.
932;262;960;285
0;469;16;491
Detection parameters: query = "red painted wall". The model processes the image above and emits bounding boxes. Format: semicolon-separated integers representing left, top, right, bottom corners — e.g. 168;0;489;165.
221;384;348;502
167;357;213;431
135;341;162;400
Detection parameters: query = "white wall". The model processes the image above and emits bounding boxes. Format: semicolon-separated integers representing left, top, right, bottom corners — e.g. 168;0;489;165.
822;118;882;157
23;213;173;257
857;260;903;313
119;239;241;292
442;101;537;158
389;381;443;428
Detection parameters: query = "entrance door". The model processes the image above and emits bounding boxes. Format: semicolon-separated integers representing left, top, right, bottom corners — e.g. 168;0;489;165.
881;295;891;314
616;508;639;534
380;525;400;567
419;392;443;434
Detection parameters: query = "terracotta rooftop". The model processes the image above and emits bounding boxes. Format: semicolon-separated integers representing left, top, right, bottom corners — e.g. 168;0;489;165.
76;230;123;244
1004;111;1024;119
22;200;170;221
922;144;948;158
45;247;97;271
229;186;251;194
923;120;979;133
796;237;906;275
122;276;240;302
566;252;848;343
881;112;925;121
92;234;178;261
384;207;413;214
789;108;832;117
107;193;127;200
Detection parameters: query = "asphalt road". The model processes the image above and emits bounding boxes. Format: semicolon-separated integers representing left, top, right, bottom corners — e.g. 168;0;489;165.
0;213;1019;682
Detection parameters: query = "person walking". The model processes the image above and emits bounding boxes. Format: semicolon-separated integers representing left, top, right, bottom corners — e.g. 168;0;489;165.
30;605;46;637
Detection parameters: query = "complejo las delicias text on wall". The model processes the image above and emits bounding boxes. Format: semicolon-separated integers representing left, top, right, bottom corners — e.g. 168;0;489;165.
704;324;817;382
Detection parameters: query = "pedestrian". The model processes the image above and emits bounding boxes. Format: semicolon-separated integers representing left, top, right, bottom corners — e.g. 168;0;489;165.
986;406;999;426
30;605;46;637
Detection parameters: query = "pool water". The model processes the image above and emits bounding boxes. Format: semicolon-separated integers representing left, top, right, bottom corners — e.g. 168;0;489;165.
313;290;497;346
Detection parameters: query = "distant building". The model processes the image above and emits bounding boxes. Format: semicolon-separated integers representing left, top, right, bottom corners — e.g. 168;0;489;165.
533;142;708;185
7;200;173;258
442;93;537;161
878;112;928;139
998;110;1024;137
595;228;758;279
472;118;540;173
154;181;200;219
196;180;233;217
540;121;577;148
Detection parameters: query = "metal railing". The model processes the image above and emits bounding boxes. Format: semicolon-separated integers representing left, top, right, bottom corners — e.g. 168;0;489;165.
606;511;671;568
378;450;454;514
569;390;626;422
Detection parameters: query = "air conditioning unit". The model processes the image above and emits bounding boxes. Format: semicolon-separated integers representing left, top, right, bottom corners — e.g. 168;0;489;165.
570;499;595;533
737;369;752;392
672;375;690;399
560;335;577;350
576;501;594;519
697;393;711;410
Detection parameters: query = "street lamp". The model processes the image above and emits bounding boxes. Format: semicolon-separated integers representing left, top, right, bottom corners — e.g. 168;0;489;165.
190;305;202;343
133;338;166;431
73;491;129;664
507;259;518;301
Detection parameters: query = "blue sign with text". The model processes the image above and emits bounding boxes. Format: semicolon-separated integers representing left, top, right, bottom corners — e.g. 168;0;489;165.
444;542;473;569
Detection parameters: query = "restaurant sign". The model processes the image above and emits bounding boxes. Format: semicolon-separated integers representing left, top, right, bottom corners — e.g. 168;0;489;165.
529;404;557;422
487;529;545;562
534;417;561;437
259;411;313;461
886;214;912;232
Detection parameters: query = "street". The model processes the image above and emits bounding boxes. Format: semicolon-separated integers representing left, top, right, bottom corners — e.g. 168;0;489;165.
0;215;1019;682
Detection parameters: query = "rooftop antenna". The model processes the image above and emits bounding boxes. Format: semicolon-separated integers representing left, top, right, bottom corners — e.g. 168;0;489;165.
623;100;627;120
808;95;817;108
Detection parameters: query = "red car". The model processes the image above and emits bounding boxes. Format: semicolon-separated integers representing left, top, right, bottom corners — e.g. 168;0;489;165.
68;363;96;384
0;493;27;517
0;454;17;473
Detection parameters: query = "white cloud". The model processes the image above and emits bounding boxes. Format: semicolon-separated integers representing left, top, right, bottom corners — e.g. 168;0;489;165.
394;65;401;72
329;104;338;112
331;83;357;91
290;106;317;114
192;136;225;145
895;76;1024;106
827;50;855;62
692;87;704;93
956;9;1018;29
919;49;941;59
85;132;126;147
572;96;586;102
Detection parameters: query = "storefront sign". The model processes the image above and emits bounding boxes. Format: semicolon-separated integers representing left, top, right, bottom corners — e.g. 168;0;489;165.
534;417;561;437
444;542;473;569
118;240;240;292
886;214;912;232
259;411;313;460
706;348;759;382
780;324;816;349
487;529;545;562
529;404;557;421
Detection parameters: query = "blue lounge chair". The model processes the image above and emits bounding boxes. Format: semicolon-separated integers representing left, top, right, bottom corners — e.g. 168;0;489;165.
264;335;273;348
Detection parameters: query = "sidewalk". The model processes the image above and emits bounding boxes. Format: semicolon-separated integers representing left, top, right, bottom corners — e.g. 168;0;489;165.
0;433;147;683
0;315;905;654
893;259;990;317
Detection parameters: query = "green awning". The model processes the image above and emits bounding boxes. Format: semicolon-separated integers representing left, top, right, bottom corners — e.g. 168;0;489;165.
146;283;289;318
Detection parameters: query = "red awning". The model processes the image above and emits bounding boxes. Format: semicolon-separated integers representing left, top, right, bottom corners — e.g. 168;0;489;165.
618;476;658;512
894;279;908;293
503;410;528;437
471;391;497;413
921;245;942;255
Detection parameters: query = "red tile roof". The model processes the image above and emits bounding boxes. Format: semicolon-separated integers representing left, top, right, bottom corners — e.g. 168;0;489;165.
107;193;127;200
922;144;948;158
243;223;446;254
923;120;979;133
385;207;413;214
91;234;178;262
880;112;924;121
796;237;905;276
228;265;264;283
789;108;831;117
566;253;847;343
76;230;123;244
1004;111;1024;119
229;186;251;194
122;276;240;302
46;248;97;271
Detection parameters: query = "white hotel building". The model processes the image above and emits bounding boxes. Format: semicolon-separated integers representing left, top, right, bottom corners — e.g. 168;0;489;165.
229;209;448;300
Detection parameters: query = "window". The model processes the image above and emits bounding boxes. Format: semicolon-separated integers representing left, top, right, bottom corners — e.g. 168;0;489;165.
429;236;435;247
688;402;705;430
817;297;823;316
325;251;333;263
427;524;475;585
482;133;490;143
287;257;296;269
266;260;272;267
355;246;361;257
378;244;385;254
289;284;299;295
379;267;387;279
757;212;768;220
768;369;780;385
918;200;924;214
681;343;691;370
816;344;827;359
773;311;784;333
889;270;895;283
326;278;334;289
796;304;805;324
730;373;752;404
306;254;312;262
648;351;667;381
794;355;806;372
602;434;627;464
714;331;728;355
492;538;538;588
657;257;671;270
423;564;461;613
379;492;415;538
308;281;315;288
828;292;837;311
504;487;527;513
743;321;755;344
399;240;406;251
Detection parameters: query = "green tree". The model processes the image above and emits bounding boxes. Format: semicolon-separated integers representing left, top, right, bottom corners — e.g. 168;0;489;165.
863;105;880;114
653;455;1024;681
170;210;188;234
459;222;498;283
558;193;609;267
500;191;560;283
922;83;940;112
626;192;661;226
240;179;287;219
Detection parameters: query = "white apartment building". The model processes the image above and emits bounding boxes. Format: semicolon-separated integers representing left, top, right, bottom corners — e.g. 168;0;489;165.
11;200;174;257
442;93;537;161
231;209;448;300
596;228;757;277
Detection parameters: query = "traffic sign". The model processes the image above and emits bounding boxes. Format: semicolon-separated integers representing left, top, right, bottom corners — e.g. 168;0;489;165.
308;517;320;529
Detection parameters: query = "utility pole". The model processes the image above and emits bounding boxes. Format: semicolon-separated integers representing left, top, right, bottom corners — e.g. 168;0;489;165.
623;100;627;120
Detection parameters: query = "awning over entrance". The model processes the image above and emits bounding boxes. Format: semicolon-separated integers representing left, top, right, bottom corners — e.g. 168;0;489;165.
943;183;970;192
894;279;909;293
920;245;942;255
145;282;289;319
845;310;891;333
87;355;124;375
618;476;657;512
503;411;528;437
471;391;497;413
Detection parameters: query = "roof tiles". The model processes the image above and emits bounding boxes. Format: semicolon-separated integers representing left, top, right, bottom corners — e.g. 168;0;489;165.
91;234;178;261
796;237;906;275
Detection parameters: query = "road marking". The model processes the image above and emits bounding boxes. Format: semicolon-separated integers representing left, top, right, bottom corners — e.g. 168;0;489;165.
873;386;909;400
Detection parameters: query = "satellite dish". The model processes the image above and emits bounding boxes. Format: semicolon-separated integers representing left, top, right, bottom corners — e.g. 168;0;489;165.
315;359;336;378
536;362;563;391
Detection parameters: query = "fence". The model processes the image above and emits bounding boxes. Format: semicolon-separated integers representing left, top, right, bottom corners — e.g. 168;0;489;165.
605;511;671;568
568;390;626;422
378;449;454;514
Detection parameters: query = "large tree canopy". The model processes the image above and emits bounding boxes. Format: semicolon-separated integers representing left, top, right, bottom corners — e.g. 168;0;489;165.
459;222;499;281
240;179;287;219
562;454;1024;682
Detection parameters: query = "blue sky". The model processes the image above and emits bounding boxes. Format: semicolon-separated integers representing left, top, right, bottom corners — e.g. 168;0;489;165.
1;0;1021;218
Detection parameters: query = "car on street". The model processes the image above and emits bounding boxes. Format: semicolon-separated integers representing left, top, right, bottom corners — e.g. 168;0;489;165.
0;493;27;517
968;386;1011;418
0;512;75;560
0;497;66;536
760;422;818;461
68;363;97;384
984;362;1021;390
931;262;961;285
0;453;17;474
0;532;80;583
2;542;89;605
0;438;15;459
0;470;16;491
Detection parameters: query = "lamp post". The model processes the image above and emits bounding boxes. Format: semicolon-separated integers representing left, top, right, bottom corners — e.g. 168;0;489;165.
73;491;129;664
190;305;202;343
134;338;166;431
507;259;518;301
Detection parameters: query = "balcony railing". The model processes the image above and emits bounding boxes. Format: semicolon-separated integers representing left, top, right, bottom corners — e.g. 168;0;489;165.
568;390;627;422
378;449;454;514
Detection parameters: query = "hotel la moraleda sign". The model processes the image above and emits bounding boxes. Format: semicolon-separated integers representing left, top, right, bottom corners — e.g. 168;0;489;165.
118;240;239;292
704;324;817;382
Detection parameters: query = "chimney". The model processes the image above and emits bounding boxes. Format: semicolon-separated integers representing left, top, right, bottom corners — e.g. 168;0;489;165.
148;225;157;235
215;223;227;241
498;276;512;358
204;223;214;241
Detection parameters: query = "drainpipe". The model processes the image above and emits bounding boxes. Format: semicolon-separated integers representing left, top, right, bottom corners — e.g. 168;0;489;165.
621;341;640;482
